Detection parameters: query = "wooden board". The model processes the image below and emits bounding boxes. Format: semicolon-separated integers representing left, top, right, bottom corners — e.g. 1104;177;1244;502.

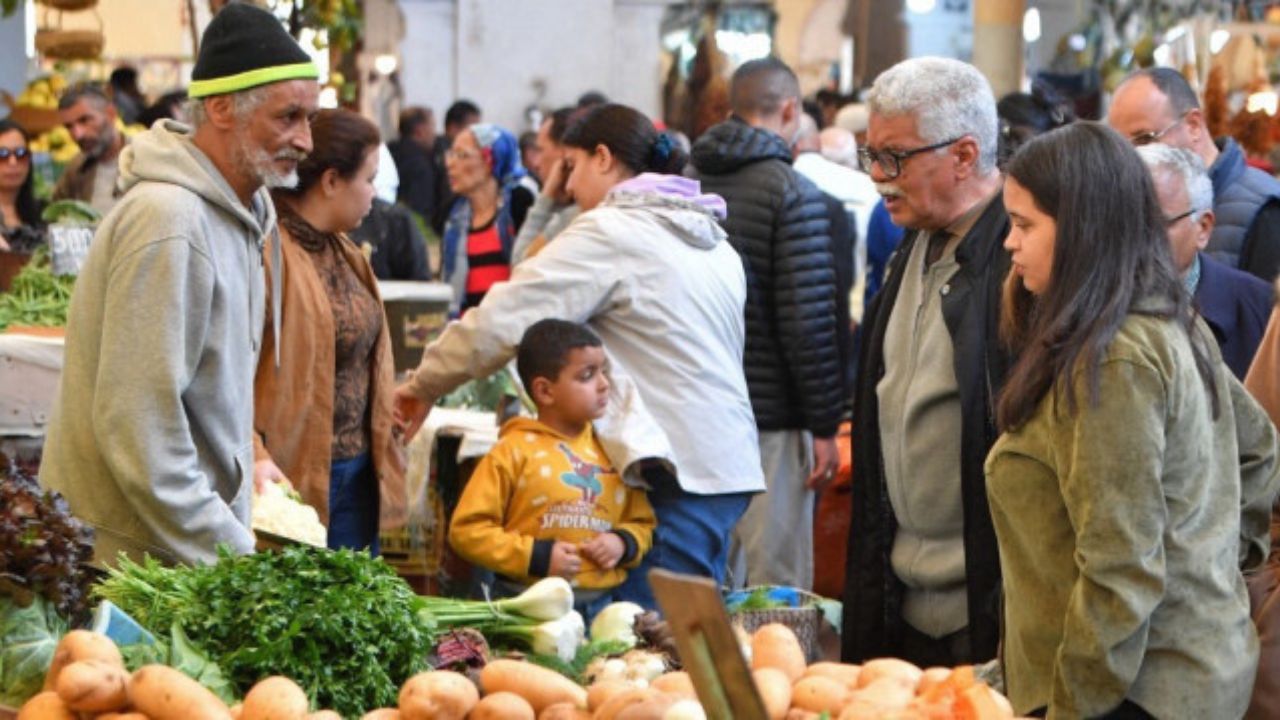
649;569;767;720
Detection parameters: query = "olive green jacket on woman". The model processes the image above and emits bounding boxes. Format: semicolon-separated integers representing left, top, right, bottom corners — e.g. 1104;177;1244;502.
985;313;1280;720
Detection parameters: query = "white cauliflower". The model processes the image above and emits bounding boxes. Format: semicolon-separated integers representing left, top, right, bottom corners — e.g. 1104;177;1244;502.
252;480;328;547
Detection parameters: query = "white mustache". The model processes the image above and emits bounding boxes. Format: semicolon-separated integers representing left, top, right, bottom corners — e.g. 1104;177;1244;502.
276;151;306;162
875;182;902;198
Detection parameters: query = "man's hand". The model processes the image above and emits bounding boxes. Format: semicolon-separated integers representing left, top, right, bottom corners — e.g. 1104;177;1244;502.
580;533;625;570
543;157;572;205
548;540;582;578
253;458;288;494
805;435;840;492
392;384;433;442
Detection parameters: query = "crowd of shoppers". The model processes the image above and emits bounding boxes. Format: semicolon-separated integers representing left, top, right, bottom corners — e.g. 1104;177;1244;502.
12;3;1280;715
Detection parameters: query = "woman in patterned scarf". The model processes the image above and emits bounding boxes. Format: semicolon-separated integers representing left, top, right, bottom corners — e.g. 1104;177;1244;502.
440;122;535;313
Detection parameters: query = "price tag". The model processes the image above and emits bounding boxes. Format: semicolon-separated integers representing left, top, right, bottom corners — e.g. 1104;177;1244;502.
48;224;94;276
649;569;767;720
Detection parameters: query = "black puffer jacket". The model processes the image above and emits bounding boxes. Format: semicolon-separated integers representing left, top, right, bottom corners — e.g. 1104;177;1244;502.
691;118;843;437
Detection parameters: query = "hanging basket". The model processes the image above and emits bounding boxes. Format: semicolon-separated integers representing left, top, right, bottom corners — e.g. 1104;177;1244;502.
35;0;98;10
35;29;103;60
35;4;103;61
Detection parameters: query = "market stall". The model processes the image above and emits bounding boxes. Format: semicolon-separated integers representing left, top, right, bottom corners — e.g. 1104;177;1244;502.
0;478;1021;719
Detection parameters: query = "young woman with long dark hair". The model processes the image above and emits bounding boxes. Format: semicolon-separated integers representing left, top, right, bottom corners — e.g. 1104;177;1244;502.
0;118;45;252
986;121;1280;719
253;109;406;553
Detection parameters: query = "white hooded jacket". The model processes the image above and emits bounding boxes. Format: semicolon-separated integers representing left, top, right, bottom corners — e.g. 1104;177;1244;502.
407;175;764;495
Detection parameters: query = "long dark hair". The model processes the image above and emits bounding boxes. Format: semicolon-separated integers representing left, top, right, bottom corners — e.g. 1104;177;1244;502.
996;121;1218;430
560;104;687;176
275;109;380;198
0;119;41;227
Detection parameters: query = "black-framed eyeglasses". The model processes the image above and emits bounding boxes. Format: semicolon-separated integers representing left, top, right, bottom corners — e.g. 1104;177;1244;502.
0;147;31;162
857;137;963;179
1129;112;1190;146
1165;208;1196;227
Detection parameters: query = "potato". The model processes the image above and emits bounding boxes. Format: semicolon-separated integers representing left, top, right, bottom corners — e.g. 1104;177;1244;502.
839;677;915;719
593;688;656;720
538;701;592;720
855;658;922;691
231;702;244;719
790;676;848;715
802;662;861;689
915;667;954;698
130;664;233;720
16;691;76;720
43;630;124;691
614;695;678;720
479;659;587;713
307;712;343;720
662;699;707;720
751;668;791;720
469;691;534;720
750;624;805;682
242;675;310;720
587;680;632;711
97;714;151;720
649;672;696;699
398;670;478;720
360;710;401;720
54;658;129;712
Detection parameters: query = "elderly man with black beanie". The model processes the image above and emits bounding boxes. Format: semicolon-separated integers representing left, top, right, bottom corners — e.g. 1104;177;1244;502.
41;1;320;567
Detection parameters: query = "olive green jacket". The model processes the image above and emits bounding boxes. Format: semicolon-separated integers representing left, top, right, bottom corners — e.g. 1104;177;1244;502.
985;313;1280;719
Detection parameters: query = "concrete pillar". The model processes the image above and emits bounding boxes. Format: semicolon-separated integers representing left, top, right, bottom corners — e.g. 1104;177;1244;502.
972;0;1024;98
0;6;32;105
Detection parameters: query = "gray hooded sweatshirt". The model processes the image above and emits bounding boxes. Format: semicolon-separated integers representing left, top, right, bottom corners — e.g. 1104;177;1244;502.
40;120;274;567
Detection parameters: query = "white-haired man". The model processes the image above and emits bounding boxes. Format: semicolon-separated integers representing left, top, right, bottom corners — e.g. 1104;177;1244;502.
843;56;1009;667
1137;144;1272;379
40;2;320;567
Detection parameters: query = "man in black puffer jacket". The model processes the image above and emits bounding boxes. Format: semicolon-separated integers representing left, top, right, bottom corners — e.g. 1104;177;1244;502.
689;57;843;592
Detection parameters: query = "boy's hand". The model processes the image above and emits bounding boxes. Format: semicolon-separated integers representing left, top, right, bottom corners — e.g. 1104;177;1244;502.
580;533;625;570
548;541;581;578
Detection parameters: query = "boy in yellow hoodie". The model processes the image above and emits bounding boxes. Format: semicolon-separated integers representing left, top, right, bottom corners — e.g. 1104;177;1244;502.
449;319;656;617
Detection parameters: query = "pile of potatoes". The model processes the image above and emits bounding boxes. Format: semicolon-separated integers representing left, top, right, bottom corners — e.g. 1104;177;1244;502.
20;625;1025;720
742;623;1023;720
17;630;343;720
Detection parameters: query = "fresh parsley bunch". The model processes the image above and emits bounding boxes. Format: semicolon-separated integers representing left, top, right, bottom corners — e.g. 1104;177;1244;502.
98;546;432;717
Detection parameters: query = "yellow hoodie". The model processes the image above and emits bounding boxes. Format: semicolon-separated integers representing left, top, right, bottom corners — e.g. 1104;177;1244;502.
449;417;655;589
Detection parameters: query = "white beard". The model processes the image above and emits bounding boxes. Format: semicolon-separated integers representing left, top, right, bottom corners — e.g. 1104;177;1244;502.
234;138;300;190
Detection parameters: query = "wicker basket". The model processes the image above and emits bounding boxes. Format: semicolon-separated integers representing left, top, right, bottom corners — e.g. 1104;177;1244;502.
0;91;60;136
35;0;98;10
731;605;824;663
35;29;104;60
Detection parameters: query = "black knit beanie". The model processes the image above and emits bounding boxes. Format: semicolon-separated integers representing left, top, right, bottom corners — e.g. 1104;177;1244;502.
189;2;317;99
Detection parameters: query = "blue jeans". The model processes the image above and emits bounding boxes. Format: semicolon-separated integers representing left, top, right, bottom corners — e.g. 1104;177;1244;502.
614;465;753;611
329;452;380;555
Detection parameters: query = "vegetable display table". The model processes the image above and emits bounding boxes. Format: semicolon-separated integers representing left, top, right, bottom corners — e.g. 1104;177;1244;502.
0;331;63;437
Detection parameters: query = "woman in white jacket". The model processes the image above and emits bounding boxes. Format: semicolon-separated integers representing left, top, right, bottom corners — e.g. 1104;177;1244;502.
395;104;763;608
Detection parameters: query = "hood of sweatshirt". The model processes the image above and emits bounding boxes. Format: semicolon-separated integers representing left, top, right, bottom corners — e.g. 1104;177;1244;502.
691;117;793;175
601;173;728;251
118;120;276;236
500;416;595;446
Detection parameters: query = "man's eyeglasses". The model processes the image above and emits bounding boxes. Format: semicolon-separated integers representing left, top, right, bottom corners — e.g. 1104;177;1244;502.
1129;112;1190;146
0;147;31;162
1165;208;1196;227
857;137;963;179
